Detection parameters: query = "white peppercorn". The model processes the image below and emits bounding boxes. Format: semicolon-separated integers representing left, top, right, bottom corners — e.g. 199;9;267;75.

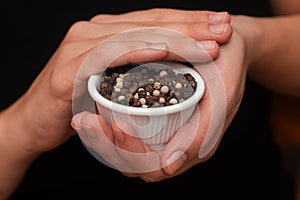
153;90;160;96
139;98;147;105
169;98;178;105
160;86;169;94
159;97;165;104
153;82;161;90
159;70;168;77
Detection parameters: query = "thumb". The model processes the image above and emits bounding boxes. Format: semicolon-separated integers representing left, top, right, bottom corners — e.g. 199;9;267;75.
71;111;114;149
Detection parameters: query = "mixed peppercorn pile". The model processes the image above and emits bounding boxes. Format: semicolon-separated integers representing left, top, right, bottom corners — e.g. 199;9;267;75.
97;63;197;108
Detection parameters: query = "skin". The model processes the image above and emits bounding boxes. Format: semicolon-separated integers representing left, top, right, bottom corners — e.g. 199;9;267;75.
72;1;300;182
1;1;300;198
72;15;247;180
0;9;232;199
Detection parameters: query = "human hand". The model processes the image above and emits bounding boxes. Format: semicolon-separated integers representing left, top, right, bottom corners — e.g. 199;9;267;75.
149;15;254;180
150;16;252;181
70;9;235;181
160;29;248;176
72;30;246;181
0;9;232;158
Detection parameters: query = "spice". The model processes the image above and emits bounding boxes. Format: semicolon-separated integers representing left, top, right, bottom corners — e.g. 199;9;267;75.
97;63;197;108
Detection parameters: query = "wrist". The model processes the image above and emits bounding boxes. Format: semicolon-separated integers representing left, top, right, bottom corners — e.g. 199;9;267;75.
0;103;40;199
0;99;41;162
231;15;264;72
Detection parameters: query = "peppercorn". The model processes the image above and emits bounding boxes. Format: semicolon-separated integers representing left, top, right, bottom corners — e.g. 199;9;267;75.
97;63;197;108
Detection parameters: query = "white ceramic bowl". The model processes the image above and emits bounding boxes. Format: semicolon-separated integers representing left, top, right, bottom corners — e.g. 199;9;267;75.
88;61;205;150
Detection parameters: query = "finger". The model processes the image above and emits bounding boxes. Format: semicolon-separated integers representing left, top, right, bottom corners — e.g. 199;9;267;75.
71;112;126;169
110;121;163;173
161;56;230;175
52;40;169;100
71;112;114;142
73;112;169;174
160;84;214;173
100;22;232;44
70;35;218;100
72;112;165;174
112;121;178;181
56;31;220;100
101;28;220;61
193;61;227;159
90;8;230;24
104;40;217;65
160;104;206;175
76;41;168;83
112;121;150;153
72;111;157;173
76;35;216;84
120;171;139;178
67;20;232;45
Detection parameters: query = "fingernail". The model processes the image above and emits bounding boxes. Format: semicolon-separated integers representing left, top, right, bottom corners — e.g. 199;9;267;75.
113;126;125;144
82;125;97;139
209;12;228;22
166;151;187;174
71;119;77;130
209;23;229;34
148;42;167;50
196;40;216;50
71;115;82;130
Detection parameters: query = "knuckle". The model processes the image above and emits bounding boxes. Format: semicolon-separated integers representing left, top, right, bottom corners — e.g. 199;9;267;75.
185;23;204;38
149;8;166;21
193;10;209;19
89;14;112;22
183;10;209;22
56;41;75;57
50;64;73;98
186;23;198;33
65;21;90;39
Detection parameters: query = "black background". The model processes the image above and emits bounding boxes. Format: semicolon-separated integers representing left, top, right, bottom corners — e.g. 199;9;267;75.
1;0;295;199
